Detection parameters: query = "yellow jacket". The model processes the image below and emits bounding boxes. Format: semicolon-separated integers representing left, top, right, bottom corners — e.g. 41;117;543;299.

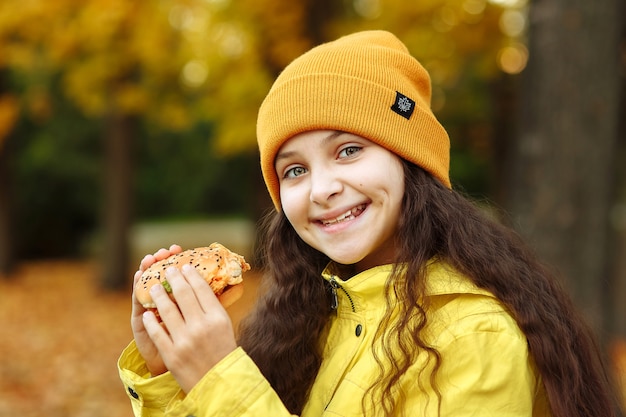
118;262;552;416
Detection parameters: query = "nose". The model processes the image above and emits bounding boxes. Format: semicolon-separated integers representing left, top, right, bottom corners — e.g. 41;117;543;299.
309;167;343;205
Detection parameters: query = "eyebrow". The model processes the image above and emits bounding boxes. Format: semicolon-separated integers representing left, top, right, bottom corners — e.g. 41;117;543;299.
275;131;345;163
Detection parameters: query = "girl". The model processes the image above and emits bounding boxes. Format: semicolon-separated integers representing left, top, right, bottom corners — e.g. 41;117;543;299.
119;31;618;417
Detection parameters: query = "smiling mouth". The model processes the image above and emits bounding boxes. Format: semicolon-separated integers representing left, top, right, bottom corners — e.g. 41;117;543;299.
319;204;367;226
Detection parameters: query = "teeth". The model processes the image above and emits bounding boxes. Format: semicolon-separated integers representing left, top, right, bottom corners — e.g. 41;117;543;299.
321;205;365;226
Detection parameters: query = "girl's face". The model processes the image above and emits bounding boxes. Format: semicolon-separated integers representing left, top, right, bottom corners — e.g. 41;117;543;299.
276;130;405;273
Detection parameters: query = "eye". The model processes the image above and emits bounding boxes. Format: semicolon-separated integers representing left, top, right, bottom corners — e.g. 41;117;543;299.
283;166;307;179
338;146;362;158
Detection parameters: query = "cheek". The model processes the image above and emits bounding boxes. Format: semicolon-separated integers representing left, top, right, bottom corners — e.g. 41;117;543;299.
280;186;307;225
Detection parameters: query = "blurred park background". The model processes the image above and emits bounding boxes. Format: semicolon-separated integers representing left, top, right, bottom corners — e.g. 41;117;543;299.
0;0;625;415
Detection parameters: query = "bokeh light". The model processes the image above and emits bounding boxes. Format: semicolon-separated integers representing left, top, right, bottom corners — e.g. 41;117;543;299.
497;43;528;74
489;0;527;7
463;0;487;15
353;0;382;20
181;60;209;88
500;9;526;37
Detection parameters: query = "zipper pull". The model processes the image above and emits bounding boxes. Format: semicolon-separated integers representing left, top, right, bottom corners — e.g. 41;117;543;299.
329;277;339;310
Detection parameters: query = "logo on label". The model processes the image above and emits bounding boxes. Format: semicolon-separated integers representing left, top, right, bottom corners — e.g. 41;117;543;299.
391;92;415;120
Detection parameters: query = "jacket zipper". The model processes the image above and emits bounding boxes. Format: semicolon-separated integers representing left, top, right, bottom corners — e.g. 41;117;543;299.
325;276;359;412
329;276;356;312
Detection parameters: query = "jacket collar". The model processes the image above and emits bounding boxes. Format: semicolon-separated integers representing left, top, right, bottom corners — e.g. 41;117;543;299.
321;260;494;313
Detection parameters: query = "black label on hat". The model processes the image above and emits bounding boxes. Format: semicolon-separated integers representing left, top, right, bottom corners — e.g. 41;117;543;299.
391;92;415;120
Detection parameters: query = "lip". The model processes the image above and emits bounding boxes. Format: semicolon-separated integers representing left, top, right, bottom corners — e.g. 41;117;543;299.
313;203;369;227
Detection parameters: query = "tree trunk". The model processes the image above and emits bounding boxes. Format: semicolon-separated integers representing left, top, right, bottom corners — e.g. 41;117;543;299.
608;19;626;338
505;0;623;334
0;71;16;277
100;110;136;290
0;137;14;276
611;149;626;338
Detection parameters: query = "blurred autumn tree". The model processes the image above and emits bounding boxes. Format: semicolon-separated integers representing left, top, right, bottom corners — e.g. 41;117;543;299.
0;0;522;289
0;0;274;287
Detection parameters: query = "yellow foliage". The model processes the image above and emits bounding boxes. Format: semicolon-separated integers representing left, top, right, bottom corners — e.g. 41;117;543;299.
114;84;149;115
230;0;316;70
1;42;38;70
62;58;111;116
213;114;258;156
155;98;193;132
0;0;516;156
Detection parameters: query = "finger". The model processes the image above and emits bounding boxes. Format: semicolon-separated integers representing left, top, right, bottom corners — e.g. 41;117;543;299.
138;245;182;272
139;254;157;271
131;271;149;313
132;269;143;286
142;310;173;350
154;247;172;261
179;264;221;313
164;266;208;320
168;244;183;254
150;281;185;334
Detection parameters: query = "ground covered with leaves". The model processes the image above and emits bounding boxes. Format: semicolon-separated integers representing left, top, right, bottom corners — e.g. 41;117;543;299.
0;260;624;416
0;260;258;417
0;261;132;417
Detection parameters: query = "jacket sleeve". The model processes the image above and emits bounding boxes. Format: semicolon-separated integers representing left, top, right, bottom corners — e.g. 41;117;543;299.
165;347;298;417
422;298;550;417
118;341;298;417
118;341;183;417
434;329;546;416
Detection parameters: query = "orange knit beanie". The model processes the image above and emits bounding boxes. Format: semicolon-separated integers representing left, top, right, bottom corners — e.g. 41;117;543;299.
257;30;451;209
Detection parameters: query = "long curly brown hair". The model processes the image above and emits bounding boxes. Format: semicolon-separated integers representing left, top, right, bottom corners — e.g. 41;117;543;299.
237;160;618;416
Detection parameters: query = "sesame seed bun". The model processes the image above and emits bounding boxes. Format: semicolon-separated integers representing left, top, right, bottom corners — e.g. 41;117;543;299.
135;243;250;309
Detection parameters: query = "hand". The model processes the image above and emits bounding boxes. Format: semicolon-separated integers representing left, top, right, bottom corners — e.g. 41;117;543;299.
130;244;183;376
142;263;238;393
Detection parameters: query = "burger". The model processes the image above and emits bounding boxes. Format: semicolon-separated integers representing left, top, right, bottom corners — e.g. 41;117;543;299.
135;242;250;312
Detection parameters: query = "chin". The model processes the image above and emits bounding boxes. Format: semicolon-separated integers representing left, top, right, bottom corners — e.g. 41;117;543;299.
327;253;365;267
